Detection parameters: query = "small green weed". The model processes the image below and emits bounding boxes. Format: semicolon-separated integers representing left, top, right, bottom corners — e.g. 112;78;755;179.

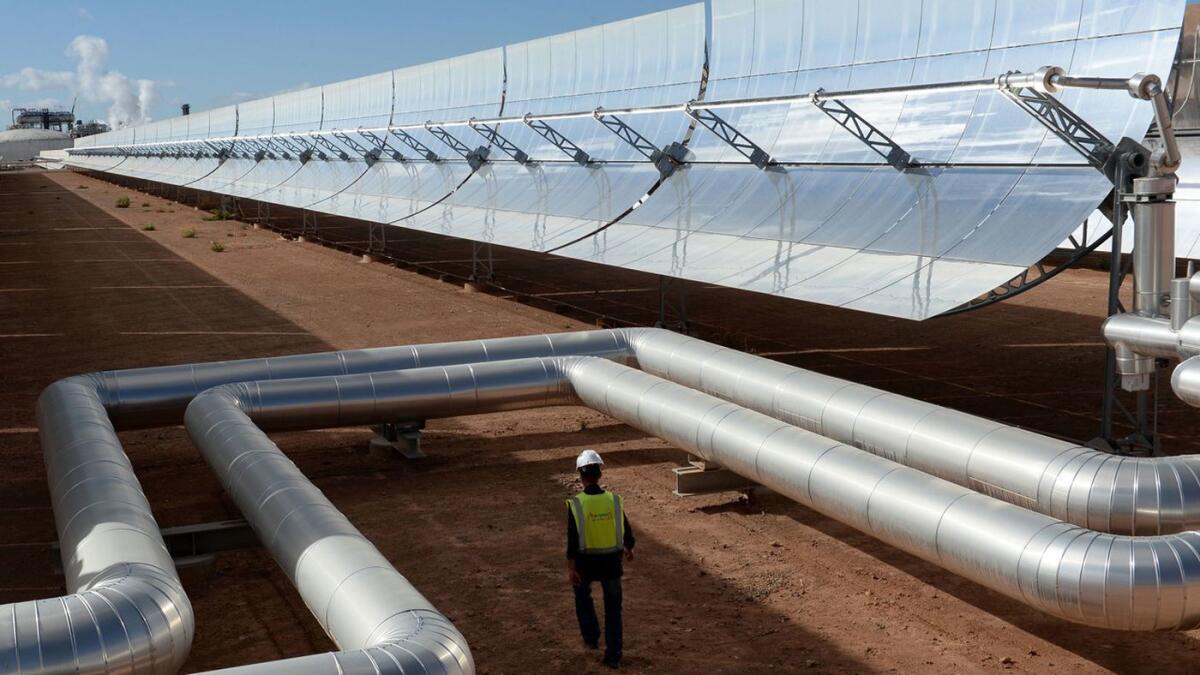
210;241;226;253
141;224;156;231
182;228;197;239
115;197;130;208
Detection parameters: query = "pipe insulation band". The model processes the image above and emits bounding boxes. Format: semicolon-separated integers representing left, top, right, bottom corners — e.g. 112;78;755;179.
184;357;1200;637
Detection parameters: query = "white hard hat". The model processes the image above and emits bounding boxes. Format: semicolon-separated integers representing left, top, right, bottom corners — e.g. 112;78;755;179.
576;449;603;470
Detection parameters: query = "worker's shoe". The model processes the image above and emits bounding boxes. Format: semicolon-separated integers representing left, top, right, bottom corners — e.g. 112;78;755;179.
583;639;599;650
601;655;621;669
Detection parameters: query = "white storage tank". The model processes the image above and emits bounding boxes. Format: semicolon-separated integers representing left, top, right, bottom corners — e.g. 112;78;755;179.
0;128;73;164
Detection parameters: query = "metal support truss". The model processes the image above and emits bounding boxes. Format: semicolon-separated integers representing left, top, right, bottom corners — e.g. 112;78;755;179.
812;94;914;171
223;141;246;161
274;135;307;162
312;134;350;161
685;105;773;169
427;124;489;170
390;128;440;162
243;138;274;162
266;138;294;160
595;112;686;177
332;130;380;165
1000;86;1112;171
360;129;406;162
943;218;1114;315
207;141;231;161
524;117;590;166
470;121;530;164
288;133;319;162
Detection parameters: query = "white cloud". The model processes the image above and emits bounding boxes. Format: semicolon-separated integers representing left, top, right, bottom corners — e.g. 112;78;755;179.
77;7;93;20
0;35;164;128
275;82;313;96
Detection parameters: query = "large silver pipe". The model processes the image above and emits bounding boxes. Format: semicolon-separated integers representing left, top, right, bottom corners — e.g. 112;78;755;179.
622;329;1200;536
1172;356;1200;407
110;328;1200;537
3;331;629;675
0;377;193;674
186;357;1200;633
95;330;631;429
26;323;1200;674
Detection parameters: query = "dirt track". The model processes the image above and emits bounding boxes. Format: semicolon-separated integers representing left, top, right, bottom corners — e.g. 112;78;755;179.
1;169;1198;673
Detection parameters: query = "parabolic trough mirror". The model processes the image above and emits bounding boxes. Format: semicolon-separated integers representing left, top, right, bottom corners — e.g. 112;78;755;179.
67;1;1184;320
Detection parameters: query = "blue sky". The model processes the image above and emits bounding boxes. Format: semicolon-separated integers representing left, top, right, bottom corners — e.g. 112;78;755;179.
0;0;690;127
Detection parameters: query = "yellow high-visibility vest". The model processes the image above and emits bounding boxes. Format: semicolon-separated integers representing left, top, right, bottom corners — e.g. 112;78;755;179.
567;490;624;554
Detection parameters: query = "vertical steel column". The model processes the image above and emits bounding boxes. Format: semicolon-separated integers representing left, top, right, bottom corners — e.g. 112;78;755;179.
1131;176;1177;317
1102;175;1175;453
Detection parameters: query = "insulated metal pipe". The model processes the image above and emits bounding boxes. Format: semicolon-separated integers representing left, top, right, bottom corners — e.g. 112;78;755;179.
27;324;1200;672
1173;356;1200;407
1130;176;1177;318
38;324;1200;583
1114;175;1177;391
93;330;631;429
185;357;1200;633
3;332;627;675
0;377;193;674
622;329;1200;536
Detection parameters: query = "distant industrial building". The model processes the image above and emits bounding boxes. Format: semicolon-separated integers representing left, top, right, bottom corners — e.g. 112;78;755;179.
0;127;73;164
3;105;111;165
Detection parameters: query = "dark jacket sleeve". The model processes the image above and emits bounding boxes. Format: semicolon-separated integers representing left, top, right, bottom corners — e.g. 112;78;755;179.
566;505;579;560
623;513;635;551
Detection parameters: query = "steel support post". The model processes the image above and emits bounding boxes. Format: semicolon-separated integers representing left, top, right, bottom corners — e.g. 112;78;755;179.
300;209;319;240
1099;173;1175;454
369;422;426;459
368;221;387;254
470;241;494;283
656;275;689;334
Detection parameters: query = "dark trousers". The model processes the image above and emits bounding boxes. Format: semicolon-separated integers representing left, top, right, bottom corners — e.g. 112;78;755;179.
573;575;622;662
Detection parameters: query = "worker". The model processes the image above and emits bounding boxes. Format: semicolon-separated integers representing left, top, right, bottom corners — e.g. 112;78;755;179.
566;449;635;669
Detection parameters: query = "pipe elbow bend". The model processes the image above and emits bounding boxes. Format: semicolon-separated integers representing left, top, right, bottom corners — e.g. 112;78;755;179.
0;562;194;674
1172;356;1200;407
1020;528;1200;630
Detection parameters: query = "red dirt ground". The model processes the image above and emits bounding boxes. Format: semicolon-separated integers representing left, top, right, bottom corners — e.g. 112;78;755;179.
0;168;1196;673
